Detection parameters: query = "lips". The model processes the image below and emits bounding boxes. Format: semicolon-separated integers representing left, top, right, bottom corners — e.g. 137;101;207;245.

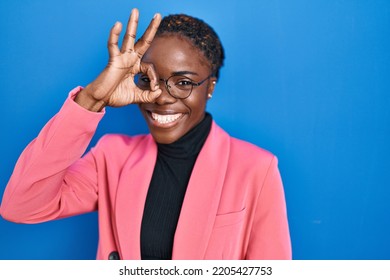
144;109;185;129
151;112;183;124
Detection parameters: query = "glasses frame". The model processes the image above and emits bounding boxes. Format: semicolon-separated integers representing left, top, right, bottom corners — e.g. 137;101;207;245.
158;74;212;99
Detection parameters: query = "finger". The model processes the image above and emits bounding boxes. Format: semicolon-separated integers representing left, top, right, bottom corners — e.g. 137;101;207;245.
121;8;139;53
134;87;162;103
134;13;162;57
107;21;122;57
139;62;160;91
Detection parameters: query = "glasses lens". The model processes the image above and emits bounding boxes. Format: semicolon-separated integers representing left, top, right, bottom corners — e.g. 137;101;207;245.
136;75;196;99
167;76;193;99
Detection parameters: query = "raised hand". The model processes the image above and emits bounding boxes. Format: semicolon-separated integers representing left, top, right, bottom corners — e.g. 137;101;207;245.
75;9;162;112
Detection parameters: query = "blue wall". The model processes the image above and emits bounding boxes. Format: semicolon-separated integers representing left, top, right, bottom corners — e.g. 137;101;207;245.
0;0;389;259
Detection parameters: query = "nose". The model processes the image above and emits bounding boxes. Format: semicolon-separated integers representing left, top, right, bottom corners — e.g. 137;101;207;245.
155;79;177;105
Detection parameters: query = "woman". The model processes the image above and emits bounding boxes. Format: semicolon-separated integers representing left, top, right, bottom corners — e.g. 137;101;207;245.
0;9;291;260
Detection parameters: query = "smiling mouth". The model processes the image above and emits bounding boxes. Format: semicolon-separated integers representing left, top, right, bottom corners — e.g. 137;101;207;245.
150;112;183;124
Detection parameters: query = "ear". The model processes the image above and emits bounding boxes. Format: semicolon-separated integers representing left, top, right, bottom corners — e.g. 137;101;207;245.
207;77;217;99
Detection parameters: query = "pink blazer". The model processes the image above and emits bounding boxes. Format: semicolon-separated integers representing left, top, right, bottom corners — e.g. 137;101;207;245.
1;87;291;260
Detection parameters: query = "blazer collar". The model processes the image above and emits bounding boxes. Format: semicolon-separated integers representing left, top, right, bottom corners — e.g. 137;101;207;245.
114;122;231;259
115;135;157;259
172;122;230;259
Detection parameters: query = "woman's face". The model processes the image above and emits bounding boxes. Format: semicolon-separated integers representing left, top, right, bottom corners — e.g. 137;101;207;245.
138;35;216;144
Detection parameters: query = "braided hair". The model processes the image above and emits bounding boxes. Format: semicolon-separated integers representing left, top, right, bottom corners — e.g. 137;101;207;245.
156;14;225;79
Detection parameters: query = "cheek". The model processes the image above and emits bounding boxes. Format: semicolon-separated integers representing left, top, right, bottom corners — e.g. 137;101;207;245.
184;93;208;116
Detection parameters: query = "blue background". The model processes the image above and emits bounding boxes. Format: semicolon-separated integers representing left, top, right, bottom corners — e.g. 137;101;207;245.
0;0;389;260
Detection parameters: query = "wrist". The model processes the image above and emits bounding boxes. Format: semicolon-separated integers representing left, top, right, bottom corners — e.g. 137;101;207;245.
74;87;106;112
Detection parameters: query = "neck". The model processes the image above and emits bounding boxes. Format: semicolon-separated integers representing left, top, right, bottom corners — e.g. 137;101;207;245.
157;113;212;159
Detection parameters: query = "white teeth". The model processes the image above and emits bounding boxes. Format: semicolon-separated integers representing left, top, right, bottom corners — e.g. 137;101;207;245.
151;112;182;124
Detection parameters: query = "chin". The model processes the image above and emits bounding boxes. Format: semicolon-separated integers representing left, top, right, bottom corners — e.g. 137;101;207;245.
149;128;183;144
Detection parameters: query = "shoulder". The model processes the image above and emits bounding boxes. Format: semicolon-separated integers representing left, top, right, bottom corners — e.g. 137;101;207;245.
230;136;274;159
213;124;278;178
212;122;275;163
93;133;153;155
97;133;149;146
230;136;277;169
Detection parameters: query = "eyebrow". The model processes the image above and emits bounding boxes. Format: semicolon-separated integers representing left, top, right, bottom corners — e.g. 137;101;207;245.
171;70;199;76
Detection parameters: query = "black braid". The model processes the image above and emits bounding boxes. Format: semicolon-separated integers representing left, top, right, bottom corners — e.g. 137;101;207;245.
156;14;225;79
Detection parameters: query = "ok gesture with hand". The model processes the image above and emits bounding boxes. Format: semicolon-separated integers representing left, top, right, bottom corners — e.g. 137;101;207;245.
75;8;162;112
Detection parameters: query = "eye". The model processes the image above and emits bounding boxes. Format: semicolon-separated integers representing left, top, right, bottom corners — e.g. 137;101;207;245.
141;77;151;83
177;80;192;86
136;76;151;89
175;79;194;89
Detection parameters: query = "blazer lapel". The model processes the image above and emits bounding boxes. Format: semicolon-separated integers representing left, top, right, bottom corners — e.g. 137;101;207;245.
114;135;157;259
172;122;231;259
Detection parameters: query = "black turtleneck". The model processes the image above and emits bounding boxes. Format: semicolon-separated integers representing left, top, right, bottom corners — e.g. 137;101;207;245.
140;113;212;260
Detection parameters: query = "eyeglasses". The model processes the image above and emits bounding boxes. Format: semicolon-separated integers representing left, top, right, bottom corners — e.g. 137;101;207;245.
136;74;211;99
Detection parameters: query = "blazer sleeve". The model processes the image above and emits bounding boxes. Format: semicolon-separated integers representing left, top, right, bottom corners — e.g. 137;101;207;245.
0;87;104;223
245;156;292;260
